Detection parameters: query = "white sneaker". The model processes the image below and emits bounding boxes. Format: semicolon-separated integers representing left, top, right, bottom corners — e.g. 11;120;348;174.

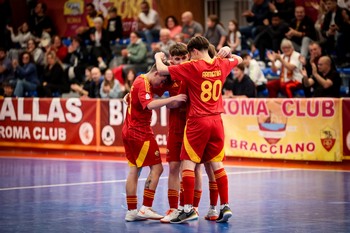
137;206;164;220
160;209;180;223
125;209;146;222
204;206;219;221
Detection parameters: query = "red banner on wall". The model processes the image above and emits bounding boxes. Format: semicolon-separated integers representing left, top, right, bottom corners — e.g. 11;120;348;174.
342;99;350;156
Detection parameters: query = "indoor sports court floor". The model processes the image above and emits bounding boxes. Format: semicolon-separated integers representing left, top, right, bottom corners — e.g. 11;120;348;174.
0;151;349;233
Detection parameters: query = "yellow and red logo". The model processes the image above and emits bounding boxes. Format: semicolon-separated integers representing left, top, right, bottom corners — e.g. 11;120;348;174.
320;127;336;152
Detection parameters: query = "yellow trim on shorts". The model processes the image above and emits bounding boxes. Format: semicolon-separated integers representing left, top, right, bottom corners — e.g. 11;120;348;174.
136;140;150;167
210;147;225;162
183;126;201;163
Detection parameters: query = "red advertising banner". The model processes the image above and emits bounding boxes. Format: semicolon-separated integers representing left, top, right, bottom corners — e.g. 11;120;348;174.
342;99;350;156
0;98;168;153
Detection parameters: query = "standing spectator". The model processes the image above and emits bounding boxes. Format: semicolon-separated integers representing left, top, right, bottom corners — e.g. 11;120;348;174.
268;0;295;24
47;35;68;63
37;51;68;97
285;6;317;58
240;51;267;93
266;39;303;98
224;63;256;98
302;55;341;97
165;16;182;40
181;11;204;43
121;32;148;71
226;19;241;54
83;67;103;98
13;52;39;97
90;17;111;69
204;15;227;51
29;2;54;37
137;1;161;49
240;0;270;48
151;28;176;56
100;68;123;98
107;6;123;43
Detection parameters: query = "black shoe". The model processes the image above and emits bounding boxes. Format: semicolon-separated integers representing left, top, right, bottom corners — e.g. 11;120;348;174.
170;208;198;224
216;205;232;223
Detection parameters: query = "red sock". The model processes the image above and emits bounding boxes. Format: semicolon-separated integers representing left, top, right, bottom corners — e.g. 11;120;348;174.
209;181;219;206
214;168;229;204
193;190;202;208
126;195;137;210
142;189;155;207
182;170;195;206
168;189;179;209
179;181;184;207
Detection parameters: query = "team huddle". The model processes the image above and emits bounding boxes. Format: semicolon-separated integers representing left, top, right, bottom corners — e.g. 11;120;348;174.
122;36;242;224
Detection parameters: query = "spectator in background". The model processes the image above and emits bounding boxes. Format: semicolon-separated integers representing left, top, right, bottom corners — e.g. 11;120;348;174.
204;15;227;51
1;81;14;97
181;11;204;43
224;63;256;98
46;35;68;63
70;66;93;97
321;0;350;67
26;39;45;67
90;17;111;70
240;0;270;48
29;2;54;38
137;1;161;49
121;32;147;67
226;19;241;54
151;28;176;56
266;39;303;98
302;55;341;97
83;66;103;98
37;51;68;97
0;48;13;86
7;22;33;49
64;36;89;84
173;33;185;43
124;68;136;94
107;6;123;43
254;13;289;62
240;51;267;93
13;51;39;97
165;16;182;40
268;0;295;24
285;6;317;58
100;68;124;98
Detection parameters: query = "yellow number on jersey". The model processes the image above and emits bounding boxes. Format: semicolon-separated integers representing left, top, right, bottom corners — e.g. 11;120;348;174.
200;80;222;102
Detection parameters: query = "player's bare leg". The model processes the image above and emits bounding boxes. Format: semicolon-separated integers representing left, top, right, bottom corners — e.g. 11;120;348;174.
204;162;219;220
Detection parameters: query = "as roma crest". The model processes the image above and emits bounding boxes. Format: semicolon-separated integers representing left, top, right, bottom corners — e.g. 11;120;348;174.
320;127;336;152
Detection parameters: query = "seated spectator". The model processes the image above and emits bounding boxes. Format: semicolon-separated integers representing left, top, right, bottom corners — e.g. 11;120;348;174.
100;68;124;98
37;51;69;97
181;11;204;43
151;28;176;56
26;39;45;66
13;52;39;97
302;55;341;97
121;31;147;65
285;6;317;58
70;66;93;97
254;13;289;62
268;0;295;24
1;81;15;97
227;19;241;54
90;17;111;69
165;15;182;40
0;48;13;86
137;1;161;49
321;0;350;66
266;39;303;98
83;66;103;98
204;14;227;51
241;51;267;93
173;33;185;43
7;22;33;49
46;35;68;63
107;6;123;43
240;0;270;48
224;63;256;98
64;36;89;84
124;68;136;94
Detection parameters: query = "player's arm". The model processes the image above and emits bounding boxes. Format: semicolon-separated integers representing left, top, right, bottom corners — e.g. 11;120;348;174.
147;94;187;110
230;54;243;64
154;52;170;76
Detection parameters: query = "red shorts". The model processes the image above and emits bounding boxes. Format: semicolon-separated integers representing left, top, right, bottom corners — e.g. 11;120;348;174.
180;115;225;163
166;132;184;162
123;135;162;168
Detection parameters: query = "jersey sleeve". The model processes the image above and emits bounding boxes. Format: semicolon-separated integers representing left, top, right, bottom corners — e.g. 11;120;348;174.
137;79;154;110
168;62;194;81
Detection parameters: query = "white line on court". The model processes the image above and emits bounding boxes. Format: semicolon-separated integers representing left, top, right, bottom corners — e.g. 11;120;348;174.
0;168;298;191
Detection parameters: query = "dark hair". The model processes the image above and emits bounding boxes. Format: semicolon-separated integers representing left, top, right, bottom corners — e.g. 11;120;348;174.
72;36;83;44
86;3;95;9
19;51;34;66
169;43;188;57
240;50;250;59
165;15;179;27
108;6;117;13
208;14;220;26
130;31;141;38
187;36;210;53
271;12;281;19
141;1;150;7
208;44;217;58
38;2;47;13
236;63;245;71
0;47;7;53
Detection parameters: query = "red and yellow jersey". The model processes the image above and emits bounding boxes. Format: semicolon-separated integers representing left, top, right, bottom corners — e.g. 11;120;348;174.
168;57;239;118
122;75;154;140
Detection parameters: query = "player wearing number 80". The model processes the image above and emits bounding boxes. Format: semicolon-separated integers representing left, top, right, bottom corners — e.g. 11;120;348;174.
155;36;242;224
